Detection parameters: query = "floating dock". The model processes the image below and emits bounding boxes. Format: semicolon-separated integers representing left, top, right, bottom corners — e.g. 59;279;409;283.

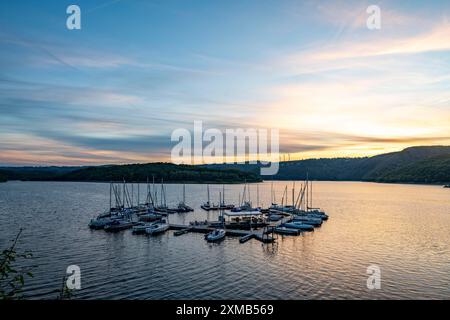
169;224;275;243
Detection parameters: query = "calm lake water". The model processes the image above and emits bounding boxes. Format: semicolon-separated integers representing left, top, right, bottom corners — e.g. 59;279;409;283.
0;181;449;299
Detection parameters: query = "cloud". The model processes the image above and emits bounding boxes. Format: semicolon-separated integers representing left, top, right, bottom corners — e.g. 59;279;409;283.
286;22;450;66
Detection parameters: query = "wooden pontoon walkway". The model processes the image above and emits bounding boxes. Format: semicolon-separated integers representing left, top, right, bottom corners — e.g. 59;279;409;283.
169;224;276;243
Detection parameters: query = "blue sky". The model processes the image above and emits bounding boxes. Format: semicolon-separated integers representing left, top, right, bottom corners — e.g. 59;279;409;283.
1;0;450;165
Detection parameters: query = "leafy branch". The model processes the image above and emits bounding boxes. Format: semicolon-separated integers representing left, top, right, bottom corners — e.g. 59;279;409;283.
0;229;34;300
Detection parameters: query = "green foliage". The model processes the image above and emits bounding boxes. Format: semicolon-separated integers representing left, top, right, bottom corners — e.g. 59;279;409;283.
0;229;34;300
0;170;8;182
206;146;450;184
375;154;450;183
0;163;262;183
1;146;449;184
57;275;74;300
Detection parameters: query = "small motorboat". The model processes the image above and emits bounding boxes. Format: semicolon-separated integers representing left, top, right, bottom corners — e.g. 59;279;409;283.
133;222;158;234
306;209;329;220
201;201;220;211
296;209;329;221
104;219;135;232
274;226;300;235
89;217;112;229
172;203;194;213
145;222;169;235
444;185;450;188
267;214;283;221
292;215;322;226
282;222;314;231
139;212;163;222
155;206;177;214
89;215;123;229
205;229;226;242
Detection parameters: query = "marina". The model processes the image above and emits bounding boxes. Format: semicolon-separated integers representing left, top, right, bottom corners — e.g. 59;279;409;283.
1;180;449;299
88;178;329;245
2;0;450;304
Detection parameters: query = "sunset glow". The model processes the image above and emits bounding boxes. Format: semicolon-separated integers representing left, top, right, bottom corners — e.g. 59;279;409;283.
1;0;450;165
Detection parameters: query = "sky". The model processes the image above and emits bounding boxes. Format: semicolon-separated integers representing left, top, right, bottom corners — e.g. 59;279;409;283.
1;0;450;166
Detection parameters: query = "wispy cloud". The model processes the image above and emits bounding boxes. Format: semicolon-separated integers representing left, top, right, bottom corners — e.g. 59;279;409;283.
0;1;449;165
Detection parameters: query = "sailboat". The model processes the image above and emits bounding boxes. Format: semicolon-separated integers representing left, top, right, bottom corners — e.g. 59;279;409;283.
305;178;328;220
154;179;177;214
173;184;194;212
218;185;234;210
201;184;220;210
292;177;328;221
89;182;127;229
269;185;292;214
231;183;260;213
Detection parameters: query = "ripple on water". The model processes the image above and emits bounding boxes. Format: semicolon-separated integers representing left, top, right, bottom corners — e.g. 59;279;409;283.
0;181;449;299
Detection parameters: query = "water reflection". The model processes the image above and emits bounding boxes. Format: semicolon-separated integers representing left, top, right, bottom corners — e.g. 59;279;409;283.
0;181;449;299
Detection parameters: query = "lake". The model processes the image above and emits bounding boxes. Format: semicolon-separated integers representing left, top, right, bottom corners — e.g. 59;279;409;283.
0;181;449;299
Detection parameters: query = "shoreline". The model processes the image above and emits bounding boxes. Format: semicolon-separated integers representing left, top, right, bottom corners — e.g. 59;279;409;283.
1;179;448;187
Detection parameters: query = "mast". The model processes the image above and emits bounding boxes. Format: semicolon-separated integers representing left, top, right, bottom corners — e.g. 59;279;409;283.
306;173;309;211
222;184;225;206
282;185;287;207
183;184;186;204
292;182;295;208
257;184;259;208
207;184;210;204
113;184;120;208
109;182;112;212
137;182;140;206
131;183;134;208
161;179;166;207
219;191;224;228
153;175;157;207
122;179;124;209
271;180;274;204
146;177;149;205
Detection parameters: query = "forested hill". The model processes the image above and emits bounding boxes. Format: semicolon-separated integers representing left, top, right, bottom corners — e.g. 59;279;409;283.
204;146;450;184
1;146;449;184
0;163;261;183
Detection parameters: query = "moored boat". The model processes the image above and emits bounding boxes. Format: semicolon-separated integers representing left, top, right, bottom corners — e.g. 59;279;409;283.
139;211;163;222
292;215;322;226
267;214;283;221
104;219;135;232
274;226;300;235
205;229;226;242
145;222;169;235
89;216;119;229
133;221;163;234
282;222;314;231
201;185;220;210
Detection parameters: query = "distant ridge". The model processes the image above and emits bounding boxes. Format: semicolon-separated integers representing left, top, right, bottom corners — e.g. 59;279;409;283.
204;146;450;184
0;163;261;184
1;146;449;184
